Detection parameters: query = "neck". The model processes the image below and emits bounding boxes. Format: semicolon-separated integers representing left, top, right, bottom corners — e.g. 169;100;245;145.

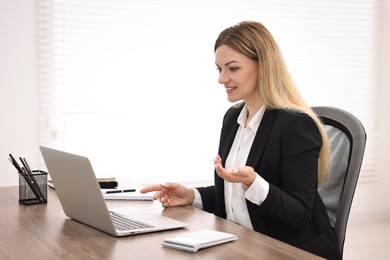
244;100;264;126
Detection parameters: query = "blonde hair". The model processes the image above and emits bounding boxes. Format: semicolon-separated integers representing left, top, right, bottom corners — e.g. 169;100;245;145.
215;21;330;185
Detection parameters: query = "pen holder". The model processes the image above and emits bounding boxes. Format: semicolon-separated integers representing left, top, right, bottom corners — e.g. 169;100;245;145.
19;170;48;205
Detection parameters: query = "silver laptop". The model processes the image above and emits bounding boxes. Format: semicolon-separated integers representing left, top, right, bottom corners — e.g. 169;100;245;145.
39;146;188;236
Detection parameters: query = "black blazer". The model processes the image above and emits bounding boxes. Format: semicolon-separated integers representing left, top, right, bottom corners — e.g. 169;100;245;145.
197;105;341;260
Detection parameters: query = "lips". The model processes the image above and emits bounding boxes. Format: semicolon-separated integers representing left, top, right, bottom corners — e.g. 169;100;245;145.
225;86;237;94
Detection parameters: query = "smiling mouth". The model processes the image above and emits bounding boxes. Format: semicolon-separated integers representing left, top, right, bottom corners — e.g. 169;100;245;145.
226;86;237;91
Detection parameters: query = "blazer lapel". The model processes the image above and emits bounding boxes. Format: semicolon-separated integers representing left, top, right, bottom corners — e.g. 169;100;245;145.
246;109;278;168
219;107;242;165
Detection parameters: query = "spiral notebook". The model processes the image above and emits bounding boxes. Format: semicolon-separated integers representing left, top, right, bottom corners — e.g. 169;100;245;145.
103;191;153;201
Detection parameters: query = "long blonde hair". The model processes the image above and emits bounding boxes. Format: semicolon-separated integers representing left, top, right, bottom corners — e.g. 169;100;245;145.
215;21;330;185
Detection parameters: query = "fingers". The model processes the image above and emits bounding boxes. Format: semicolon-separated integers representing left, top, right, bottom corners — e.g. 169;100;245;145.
139;184;173;207
214;155;237;175
158;189;174;208
140;184;166;203
213;155;222;166
213;155;247;183
153;190;165;201
159;195;170;208
160;182;176;190
214;155;223;173
214;155;233;175
140;184;163;193
148;189;170;206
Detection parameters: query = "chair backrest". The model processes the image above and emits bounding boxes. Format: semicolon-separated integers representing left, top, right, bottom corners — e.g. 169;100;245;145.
313;106;367;258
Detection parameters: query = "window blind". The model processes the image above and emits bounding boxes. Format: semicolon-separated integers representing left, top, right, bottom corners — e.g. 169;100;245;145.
36;0;381;183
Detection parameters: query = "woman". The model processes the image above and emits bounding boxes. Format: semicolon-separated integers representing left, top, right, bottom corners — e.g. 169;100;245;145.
141;21;340;259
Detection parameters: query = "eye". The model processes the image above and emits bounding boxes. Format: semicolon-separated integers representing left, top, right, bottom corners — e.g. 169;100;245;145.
216;67;222;73
229;67;239;72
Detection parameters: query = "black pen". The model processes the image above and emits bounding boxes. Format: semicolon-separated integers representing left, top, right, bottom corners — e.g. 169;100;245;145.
9;154;23;173
22;157;32;173
102;189;136;194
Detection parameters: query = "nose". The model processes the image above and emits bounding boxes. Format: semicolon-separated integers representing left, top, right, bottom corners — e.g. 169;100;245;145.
218;70;229;84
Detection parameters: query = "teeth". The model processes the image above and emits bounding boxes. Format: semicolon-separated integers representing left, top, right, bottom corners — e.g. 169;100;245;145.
226;87;237;91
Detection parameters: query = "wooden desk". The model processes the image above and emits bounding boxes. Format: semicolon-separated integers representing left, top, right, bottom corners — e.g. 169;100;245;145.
0;187;322;259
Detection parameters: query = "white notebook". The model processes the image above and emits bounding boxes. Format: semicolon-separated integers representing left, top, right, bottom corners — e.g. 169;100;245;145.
103;191;153;201
162;230;238;252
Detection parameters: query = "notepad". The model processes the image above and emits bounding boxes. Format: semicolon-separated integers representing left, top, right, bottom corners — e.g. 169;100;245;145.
162;230;238;252
103;191;153;201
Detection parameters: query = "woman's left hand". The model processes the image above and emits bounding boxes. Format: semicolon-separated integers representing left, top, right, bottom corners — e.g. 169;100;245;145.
213;155;257;188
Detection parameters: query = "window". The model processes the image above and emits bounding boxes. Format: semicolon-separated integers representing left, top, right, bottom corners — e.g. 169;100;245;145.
37;0;381;184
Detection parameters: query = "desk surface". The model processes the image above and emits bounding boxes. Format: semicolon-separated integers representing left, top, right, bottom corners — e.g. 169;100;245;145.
0;186;322;259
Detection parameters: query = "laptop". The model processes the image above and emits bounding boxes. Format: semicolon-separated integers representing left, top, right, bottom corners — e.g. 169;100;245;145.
39;146;188;236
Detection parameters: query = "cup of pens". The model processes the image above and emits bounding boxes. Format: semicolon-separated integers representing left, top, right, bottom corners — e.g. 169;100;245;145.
9;154;48;205
18;170;48;205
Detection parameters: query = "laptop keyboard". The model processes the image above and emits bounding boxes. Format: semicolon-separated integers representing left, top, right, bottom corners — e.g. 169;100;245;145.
109;211;155;231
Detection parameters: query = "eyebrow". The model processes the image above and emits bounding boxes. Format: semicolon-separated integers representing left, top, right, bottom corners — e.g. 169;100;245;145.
215;60;240;67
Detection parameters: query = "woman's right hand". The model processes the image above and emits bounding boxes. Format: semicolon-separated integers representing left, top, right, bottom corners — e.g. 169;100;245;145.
140;183;195;208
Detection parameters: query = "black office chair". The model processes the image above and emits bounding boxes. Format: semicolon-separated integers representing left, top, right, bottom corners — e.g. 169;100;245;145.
312;106;367;259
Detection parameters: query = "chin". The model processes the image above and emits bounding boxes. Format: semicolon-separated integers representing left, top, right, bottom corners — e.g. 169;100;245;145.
227;96;240;103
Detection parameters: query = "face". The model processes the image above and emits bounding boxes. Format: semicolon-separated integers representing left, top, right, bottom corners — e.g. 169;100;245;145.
215;45;259;104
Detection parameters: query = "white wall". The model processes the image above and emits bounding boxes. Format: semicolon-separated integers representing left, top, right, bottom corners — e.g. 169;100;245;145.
349;0;390;220
0;0;389;220
0;0;38;186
